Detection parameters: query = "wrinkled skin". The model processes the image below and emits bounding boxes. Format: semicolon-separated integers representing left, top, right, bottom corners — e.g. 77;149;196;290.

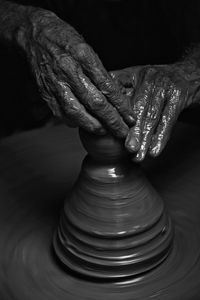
17;8;135;138
3;4;200;160
110;63;200;161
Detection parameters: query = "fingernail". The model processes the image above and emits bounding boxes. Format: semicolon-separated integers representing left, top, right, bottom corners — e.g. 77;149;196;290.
125;133;139;152
135;151;144;162
149;145;159;157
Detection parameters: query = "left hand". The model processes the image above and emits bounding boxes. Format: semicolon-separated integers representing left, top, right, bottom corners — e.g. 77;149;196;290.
110;64;197;161
17;8;135;138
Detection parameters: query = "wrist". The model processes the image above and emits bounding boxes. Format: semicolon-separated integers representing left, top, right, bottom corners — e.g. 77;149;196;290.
17;6;83;52
15;6;57;50
0;1;58;49
0;1;27;44
171;59;200;106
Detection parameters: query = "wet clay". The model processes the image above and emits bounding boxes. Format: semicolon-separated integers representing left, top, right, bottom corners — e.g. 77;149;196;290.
54;129;173;279
1;123;200;299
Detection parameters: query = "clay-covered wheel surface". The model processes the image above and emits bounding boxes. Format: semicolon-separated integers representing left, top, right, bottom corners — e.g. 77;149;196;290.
0;124;200;300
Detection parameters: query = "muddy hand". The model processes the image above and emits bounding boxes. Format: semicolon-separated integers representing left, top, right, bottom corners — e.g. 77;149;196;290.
17;8;135;138
111;64;200;161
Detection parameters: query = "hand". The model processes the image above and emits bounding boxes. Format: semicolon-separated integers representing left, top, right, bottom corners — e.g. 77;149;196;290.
110;64;199;161
17;8;135;138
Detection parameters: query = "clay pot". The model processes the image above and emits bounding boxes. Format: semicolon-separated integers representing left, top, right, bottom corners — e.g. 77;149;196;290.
54;130;174;279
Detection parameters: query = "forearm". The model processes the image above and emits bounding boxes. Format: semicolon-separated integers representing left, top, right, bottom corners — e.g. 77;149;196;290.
175;45;200;106
0;0;29;44
0;1;56;48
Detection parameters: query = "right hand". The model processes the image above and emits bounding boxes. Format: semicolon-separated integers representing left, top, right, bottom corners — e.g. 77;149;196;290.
17;8;135;138
110;64;198;161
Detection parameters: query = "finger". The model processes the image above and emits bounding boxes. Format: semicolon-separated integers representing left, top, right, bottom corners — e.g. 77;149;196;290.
58;55;129;138
71;43;135;125
41;91;77;128
44;44;129;137
40;61;105;134
110;70;136;98
109;69;134;87
56;80;106;134
32;56;65;120
134;87;166;162
125;81;152;153
149;92;181;157
110;67;139;89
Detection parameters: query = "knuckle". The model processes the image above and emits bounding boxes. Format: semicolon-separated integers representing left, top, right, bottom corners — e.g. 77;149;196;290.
155;74;171;91
59;55;76;71
90;96;106;111
108;116;119;126
102;79;116;93
59;54;70;64
61;93;80;115
143;67;161;87
107;114;124;129
65;102;80;115
76;43;91;60
146;66;157;78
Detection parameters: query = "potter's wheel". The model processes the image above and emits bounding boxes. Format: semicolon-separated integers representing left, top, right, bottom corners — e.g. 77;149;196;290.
1;123;200;300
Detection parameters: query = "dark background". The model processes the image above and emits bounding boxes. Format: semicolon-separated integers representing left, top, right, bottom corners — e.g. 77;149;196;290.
0;0;200;136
